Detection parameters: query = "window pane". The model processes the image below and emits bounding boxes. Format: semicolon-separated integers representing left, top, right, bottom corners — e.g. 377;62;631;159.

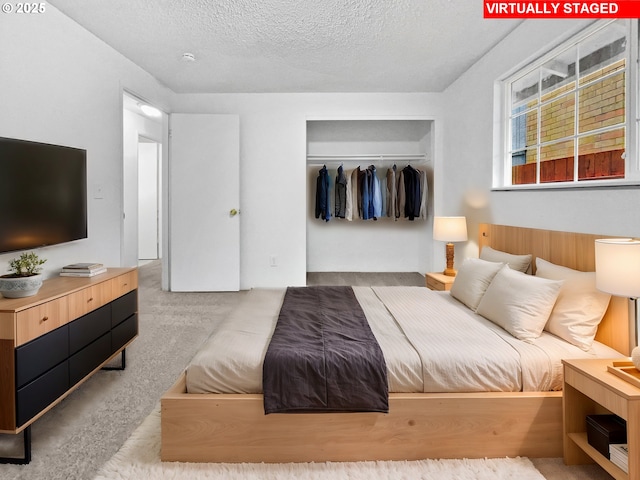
578;70;625;133
512;148;537;185
540;140;574;183
511;69;539;110
510;109;537;152
541;93;575;142
579;20;626;85
578;128;625;180
541;46;577;102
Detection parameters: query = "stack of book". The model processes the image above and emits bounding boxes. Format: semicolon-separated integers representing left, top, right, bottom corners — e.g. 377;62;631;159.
609;443;628;473
60;263;107;277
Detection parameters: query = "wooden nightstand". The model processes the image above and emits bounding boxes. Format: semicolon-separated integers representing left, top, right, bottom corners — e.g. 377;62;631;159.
563;358;640;480
425;272;455;291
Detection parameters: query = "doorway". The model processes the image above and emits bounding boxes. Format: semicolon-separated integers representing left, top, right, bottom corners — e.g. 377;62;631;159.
122;91;166;271
138;137;161;262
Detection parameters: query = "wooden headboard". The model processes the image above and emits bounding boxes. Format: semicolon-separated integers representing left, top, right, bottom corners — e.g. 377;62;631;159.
478;223;629;355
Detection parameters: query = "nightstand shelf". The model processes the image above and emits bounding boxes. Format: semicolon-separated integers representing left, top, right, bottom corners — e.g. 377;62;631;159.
567;432;628;479
425;272;455;291
563;358;640;480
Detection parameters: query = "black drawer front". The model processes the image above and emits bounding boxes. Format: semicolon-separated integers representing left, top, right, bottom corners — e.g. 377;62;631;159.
111;290;137;328
15;325;69;388
69;304;111;355
16;360;69;427
69;333;112;386
112;313;138;353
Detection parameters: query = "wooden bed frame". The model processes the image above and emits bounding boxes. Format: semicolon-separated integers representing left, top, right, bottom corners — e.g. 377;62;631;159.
161;224;629;463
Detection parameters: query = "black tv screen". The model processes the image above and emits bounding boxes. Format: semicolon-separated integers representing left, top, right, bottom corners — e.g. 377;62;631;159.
0;137;87;254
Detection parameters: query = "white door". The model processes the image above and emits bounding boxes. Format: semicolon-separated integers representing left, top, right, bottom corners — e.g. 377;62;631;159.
169;114;240;291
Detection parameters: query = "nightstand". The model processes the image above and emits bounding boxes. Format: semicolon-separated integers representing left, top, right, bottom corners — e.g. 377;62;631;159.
425;272;455;291
563;358;640;480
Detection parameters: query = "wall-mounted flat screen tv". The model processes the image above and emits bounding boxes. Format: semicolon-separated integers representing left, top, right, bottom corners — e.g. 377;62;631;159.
0;137;87;254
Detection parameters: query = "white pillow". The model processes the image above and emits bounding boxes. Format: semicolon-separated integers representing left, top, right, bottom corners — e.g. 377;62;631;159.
480;246;532;273
535;258;611;351
449;258;504;311
476;266;563;342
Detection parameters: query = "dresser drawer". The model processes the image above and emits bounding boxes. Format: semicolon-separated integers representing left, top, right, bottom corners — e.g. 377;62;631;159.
16;360;69;427
69;333;111;386
68;281;113;320
15;297;69;346
15;324;69;388
425;273;455;292
111;290;137;328
112;313;138;353
69;304;111;355
111;271;137;298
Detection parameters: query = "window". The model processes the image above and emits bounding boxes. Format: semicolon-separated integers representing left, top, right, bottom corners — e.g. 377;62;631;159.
498;20;634;188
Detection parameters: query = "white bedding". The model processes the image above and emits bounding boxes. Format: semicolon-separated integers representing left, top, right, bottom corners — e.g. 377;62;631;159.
185;287;621;394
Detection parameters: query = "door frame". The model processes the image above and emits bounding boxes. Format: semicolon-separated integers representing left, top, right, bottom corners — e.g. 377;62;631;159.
121;90;169;287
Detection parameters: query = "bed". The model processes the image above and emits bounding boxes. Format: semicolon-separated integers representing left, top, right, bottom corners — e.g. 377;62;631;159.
161;224;630;463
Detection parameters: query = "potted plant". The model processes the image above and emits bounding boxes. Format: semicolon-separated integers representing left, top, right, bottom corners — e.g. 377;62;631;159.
0;252;47;298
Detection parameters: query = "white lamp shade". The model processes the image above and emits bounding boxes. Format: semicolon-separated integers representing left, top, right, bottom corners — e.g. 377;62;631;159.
433;216;468;242
595;238;640;298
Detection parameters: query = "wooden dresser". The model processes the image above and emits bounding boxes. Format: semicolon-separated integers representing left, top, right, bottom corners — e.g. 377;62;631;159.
0;268;138;462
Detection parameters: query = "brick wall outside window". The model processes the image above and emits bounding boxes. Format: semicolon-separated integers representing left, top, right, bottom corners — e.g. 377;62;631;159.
513;59;625;184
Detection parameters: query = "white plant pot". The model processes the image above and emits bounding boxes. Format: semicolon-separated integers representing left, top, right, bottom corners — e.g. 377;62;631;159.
0;274;43;298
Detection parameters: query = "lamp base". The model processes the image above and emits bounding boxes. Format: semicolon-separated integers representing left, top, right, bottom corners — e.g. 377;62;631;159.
443;242;456;277
442;267;457;277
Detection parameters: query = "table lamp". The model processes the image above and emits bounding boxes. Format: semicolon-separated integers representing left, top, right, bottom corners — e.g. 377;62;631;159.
595;238;640;367
433;216;468;276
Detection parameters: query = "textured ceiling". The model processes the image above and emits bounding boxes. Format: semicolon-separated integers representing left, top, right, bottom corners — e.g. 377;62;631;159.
48;0;522;94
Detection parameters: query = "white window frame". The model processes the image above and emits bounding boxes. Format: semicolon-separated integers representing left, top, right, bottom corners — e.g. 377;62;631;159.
493;19;640;190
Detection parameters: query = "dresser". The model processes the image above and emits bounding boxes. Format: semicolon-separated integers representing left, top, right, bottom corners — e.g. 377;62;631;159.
0;268;138;463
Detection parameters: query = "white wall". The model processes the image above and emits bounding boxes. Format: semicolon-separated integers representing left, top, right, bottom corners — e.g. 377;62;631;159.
442;19;640;263
170;93;444;288
0;6;171;277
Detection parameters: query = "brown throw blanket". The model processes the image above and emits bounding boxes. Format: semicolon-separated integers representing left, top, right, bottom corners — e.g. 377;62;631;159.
263;286;389;414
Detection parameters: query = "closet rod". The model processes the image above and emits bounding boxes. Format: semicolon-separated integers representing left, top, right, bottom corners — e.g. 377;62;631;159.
307;153;427;163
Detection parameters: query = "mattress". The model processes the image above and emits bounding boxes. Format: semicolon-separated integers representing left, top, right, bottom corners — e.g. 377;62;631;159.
185;286;621;394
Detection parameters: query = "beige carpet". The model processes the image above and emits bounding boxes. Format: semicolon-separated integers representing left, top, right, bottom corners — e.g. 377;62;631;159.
94;406;546;480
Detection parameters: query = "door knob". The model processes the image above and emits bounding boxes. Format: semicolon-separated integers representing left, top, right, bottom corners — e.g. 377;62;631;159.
229;208;240;216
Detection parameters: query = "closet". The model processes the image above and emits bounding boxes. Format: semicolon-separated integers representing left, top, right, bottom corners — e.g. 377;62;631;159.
306;119;434;274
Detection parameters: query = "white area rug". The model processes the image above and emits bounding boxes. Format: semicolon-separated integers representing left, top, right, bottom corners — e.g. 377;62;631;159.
95;407;547;480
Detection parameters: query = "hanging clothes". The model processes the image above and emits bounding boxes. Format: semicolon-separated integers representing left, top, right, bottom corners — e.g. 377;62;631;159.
356;168;365;220
402;165;421;221
350;167;361;220
396;168;405;220
386;165;397;221
418;168;429;219
369;165;382;220
361;168;371;220
344;167;355;221
314;165;331;222
334;165;347;219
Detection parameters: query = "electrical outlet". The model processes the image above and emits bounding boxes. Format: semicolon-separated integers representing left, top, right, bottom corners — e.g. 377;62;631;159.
94;184;104;199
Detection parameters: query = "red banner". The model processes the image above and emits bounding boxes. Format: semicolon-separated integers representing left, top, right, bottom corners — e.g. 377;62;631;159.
484;1;640;18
